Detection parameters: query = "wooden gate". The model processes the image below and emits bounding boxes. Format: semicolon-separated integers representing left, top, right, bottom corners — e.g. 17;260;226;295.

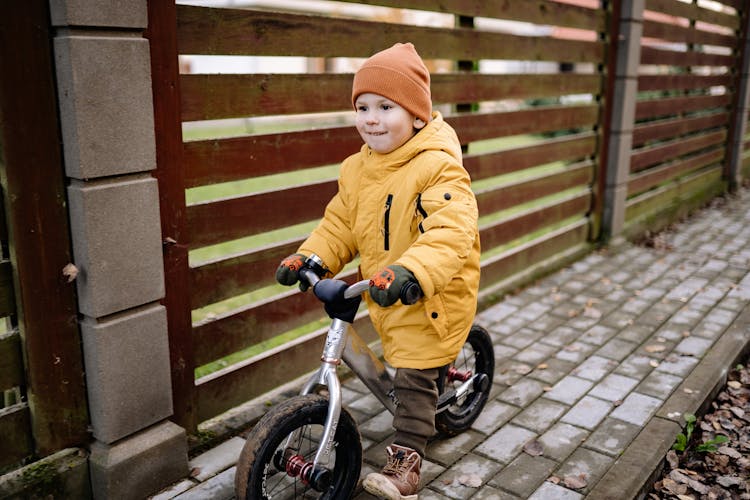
147;0;748;432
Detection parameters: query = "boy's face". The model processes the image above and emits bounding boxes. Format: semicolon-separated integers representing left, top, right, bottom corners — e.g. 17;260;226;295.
354;93;426;154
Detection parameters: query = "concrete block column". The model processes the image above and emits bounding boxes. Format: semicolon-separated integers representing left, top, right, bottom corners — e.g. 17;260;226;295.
727;12;750;189
49;1;188;498
600;0;644;241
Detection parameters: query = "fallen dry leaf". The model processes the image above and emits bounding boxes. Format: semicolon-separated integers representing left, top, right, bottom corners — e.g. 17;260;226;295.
457;474;482;488
523;439;544;457
645;344;666;353
563;474;588;490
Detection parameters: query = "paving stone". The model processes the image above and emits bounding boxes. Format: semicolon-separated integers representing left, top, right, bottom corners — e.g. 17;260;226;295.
621;298;651;316
588;373;639;402
358;410;394;443
609;392;662;425
469;484;522;499
173;467;234;500
581;324;618;345
494;360;534;386
489;454;557;498
431;453;503;499
572;356;617;381
544;375;593;405
188;437;244;482
583;417;640;457
594;338;638;362
516;302;551;322
617;324;655;344
560;396;612;430
502;327;544;350
540;326;581;347
636;370;682;400
511;399;568;434
514;343;558;366
494;344;519;362
555;447;615;495
555;341;597;363
537;423;589;461
427;430;486;467
498;378;546;407
528;358;576;385
528;481;583;500
654;354;699;377
615;353;657;380
347;392;385;418
480;302;517;323
674;336;713;357
471;400;519;435
475;424;537;464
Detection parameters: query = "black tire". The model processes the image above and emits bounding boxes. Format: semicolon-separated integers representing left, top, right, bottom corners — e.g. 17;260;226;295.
435;324;495;437
235;394;362;500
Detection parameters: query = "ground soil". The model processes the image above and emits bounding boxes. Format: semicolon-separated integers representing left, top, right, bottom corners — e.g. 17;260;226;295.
647;361;750;499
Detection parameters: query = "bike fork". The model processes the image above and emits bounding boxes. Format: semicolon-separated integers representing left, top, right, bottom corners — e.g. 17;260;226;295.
276;319;348;490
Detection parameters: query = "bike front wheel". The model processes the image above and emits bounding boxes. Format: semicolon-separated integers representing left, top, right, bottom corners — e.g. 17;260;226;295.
436;324;495;437
235;394;362;500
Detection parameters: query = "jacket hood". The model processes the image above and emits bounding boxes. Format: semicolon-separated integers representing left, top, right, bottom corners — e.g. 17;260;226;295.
360;111;462;169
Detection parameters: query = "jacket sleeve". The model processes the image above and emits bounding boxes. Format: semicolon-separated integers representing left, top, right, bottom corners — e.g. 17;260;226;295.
395;153;479;297
298;170;358;275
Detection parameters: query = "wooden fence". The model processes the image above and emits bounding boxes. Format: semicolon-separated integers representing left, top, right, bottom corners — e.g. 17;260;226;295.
147;0;749;432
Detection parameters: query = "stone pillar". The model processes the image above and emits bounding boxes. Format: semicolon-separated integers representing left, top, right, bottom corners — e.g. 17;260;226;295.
600;0;644;242
727;9;750;189
48;1;188;498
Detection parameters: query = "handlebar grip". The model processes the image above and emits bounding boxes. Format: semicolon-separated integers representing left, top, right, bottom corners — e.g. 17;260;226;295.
399;281;423;305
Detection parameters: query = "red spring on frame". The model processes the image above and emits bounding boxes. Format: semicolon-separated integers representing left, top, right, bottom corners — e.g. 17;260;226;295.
446;366;472;383
285;454;314;485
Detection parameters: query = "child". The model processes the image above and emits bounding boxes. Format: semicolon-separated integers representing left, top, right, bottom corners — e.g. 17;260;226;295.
276;42;480;499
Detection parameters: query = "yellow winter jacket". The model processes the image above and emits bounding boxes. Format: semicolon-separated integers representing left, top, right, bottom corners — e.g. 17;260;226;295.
300;112;480;369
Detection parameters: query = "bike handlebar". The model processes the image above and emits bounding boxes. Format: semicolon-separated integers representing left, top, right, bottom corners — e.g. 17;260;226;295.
299;256;422;306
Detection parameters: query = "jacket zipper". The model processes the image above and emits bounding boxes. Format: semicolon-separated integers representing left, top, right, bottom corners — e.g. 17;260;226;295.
383;194;393;251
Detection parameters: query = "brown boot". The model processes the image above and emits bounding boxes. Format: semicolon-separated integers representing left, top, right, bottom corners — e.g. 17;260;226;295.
363;444;421;500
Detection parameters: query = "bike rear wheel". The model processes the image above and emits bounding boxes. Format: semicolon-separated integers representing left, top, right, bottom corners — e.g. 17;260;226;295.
435;324;494;437
235;394;362;500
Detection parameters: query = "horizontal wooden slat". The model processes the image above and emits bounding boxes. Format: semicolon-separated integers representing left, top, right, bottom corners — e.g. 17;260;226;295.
189;190;592;313
628;149;723;197
476;161;595;215
0;331;23;391
632;112;729;147
640;46;734;67
177;6;604;63
642;19;735;48
479;192;591;251
183;127;359;188
466;132;597;182
625;166;724;231
0;260;15;317
335;0;606;31
645;0;740;30
0;403;32;469
637;74;732;93
479;220;590;288
191;239;302;310
630;130;726;173
451;105;600;143
195;314;378;422
635;94;731;121
181;72;602;122
187;179;338;248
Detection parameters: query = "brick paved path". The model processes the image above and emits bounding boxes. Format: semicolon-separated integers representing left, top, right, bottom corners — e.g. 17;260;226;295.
156;188;750;499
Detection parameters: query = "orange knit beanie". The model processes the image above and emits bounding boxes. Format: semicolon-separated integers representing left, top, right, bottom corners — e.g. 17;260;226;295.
351;43;432;123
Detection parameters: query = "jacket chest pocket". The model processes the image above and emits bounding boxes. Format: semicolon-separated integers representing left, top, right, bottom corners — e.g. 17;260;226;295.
414;189;454;234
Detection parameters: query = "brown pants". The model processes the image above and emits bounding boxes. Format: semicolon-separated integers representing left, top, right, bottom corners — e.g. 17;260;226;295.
392;367;440;457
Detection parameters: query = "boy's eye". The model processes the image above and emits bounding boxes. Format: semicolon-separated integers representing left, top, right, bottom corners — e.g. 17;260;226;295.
357;105;368;112
381;104;392;110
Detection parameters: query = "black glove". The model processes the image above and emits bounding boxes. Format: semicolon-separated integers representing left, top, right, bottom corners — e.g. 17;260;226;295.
275;253;307;286
368;265;417;307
